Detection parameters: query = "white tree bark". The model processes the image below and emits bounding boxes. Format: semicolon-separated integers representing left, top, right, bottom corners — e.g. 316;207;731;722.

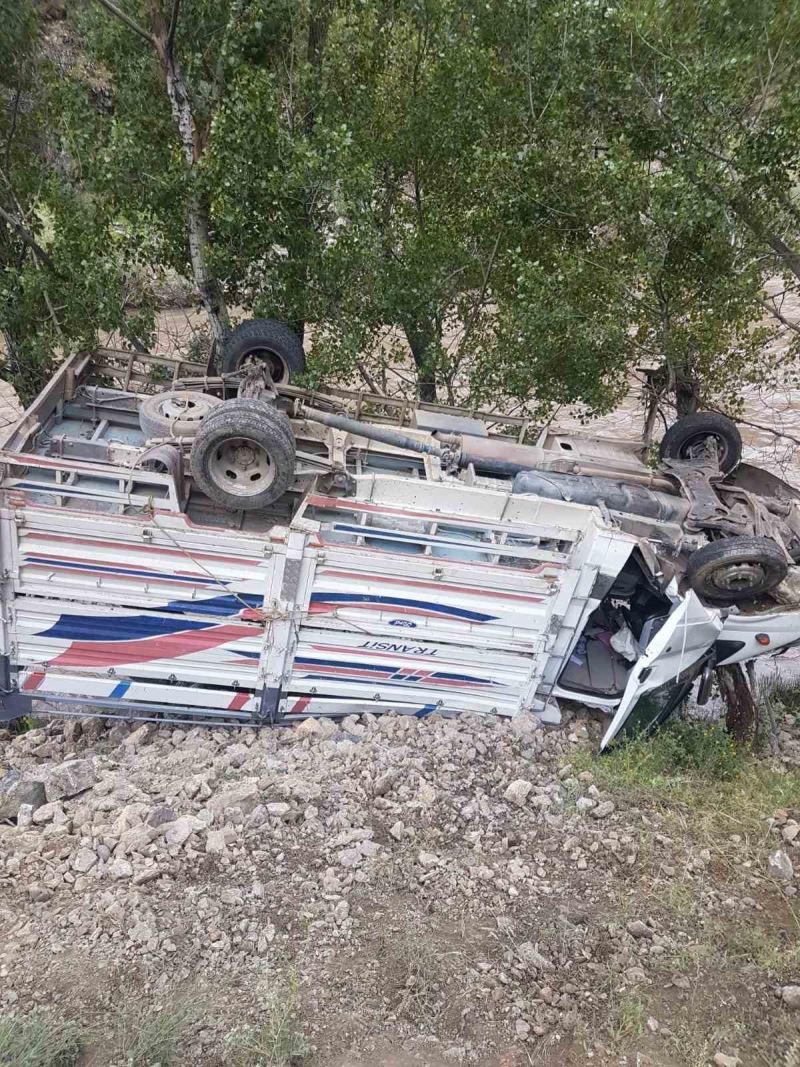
160;40;230;352
92;0;230;353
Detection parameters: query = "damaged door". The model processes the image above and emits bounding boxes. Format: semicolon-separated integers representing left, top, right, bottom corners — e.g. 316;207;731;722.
600;590;723;750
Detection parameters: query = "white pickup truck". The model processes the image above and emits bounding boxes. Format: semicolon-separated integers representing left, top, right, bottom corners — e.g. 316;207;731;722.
2;319;800;748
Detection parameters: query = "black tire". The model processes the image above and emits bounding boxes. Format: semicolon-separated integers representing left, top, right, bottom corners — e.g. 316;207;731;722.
139;390;223;439
190;399;296;511
197;397;296;453
686;535;788;602
222;318;306;384
659;412;742;474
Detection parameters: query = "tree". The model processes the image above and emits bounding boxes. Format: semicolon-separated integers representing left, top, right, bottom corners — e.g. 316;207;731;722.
84;0;233;351
0;0;140;401
557;0;800;420
46;0;800;428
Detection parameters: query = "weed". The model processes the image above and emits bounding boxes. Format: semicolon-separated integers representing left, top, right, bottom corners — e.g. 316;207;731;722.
225;981;311;1067
98;992;200;1066
9;715;37;735
653;878;700;921
662;1022;715;1067
380;924;443;1026
608;720;743;781
606;991;647;1045
0;1012;82;1067
760;675;800;727
660;938;713;974
719;921;800;975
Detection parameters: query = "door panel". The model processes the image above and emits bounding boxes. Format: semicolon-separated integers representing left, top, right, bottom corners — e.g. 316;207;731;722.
600;592;722;750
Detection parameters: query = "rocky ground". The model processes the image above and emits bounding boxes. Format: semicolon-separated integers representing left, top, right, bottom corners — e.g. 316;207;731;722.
1;706;800;1067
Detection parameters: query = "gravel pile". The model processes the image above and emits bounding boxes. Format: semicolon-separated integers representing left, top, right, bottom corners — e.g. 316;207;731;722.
0;708;798;1065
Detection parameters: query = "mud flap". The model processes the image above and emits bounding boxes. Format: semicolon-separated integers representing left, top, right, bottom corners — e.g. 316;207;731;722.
0;657;31;723
255;686;284;725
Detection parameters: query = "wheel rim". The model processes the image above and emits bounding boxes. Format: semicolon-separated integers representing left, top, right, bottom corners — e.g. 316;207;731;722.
158;395;204;423
208;436;276;498
240;347;289;384
679;431;729;467
710;559;766;595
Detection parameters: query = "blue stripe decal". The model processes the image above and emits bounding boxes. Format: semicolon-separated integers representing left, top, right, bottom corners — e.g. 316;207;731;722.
309;593;495;622
26;556;221;585
294;656;498;686
163;593;263;616
39;615;216;641
110;681;131;699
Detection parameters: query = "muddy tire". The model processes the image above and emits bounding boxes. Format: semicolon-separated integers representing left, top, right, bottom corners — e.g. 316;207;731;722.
139;390;223;439
687;535;788;602
222;318;305;384
198;396;295;447
190;398;296;510
659;412;742;474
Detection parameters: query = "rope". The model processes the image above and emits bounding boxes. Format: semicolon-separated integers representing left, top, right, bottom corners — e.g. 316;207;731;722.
145;506;289;623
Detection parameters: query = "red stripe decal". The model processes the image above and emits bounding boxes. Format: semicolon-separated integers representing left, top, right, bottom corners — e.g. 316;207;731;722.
30;531;257;565
51;623;258;668
22;671;45;692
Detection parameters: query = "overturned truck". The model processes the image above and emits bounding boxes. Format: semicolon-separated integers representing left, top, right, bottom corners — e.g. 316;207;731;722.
2;318;800;748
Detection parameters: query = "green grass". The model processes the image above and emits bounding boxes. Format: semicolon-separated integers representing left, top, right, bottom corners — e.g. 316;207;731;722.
659;918;800;979
225;980;311;1067
0;1013;81;1067
719;920;800;975
652;878;701;921
8;715;38;735
606;991;647;1045
569;719;800;842
0;995;203;1067
96;993;201;1067
602;720;744;781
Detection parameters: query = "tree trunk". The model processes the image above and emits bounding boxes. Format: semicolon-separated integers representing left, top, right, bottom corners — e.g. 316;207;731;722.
675;374;700;416
404;321;439;403
155;23;230;352
681;166;800;286
288;0;334;345
642;367;668;445
716;662;757;746
185;189;229;352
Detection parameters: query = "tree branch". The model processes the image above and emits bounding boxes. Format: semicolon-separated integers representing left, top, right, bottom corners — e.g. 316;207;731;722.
759;297;800;335
4;88;22;173
166;0;180;55
0;205;62;276
90;0;156;46
712;409;800;448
